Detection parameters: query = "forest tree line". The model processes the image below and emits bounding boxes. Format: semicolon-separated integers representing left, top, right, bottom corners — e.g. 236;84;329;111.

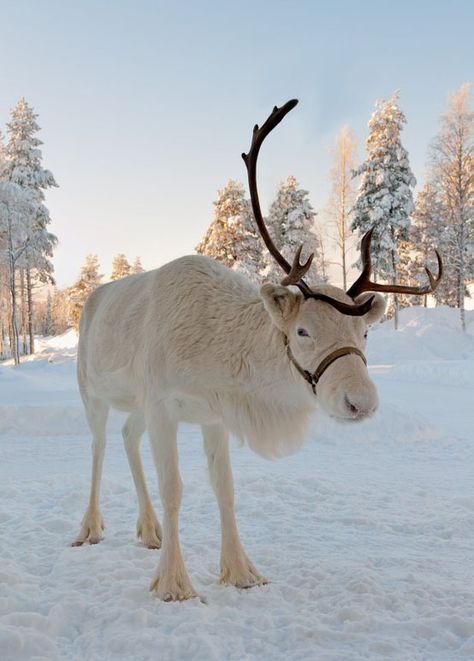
1;84;472;363
196;85;473;331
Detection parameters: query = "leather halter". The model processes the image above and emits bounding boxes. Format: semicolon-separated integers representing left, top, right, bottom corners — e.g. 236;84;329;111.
284;337;367;395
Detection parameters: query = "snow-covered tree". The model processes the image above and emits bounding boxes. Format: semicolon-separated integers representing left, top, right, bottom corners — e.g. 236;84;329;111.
111;253;132;280
429;83;473;330
42;290;54;336
132;256;144;274
0;133;10;358
0;181;36;363
196;180;264;283
51;288;71;335
68;255;103;330
264;175;323;285
4;98;58;353
314;226;329;284
325;126;358;289
399;182;444;308
0;130;6;176
351;91;416;329
0;273;8;359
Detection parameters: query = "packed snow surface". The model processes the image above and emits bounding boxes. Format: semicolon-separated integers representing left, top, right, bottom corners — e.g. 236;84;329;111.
0;307;473;660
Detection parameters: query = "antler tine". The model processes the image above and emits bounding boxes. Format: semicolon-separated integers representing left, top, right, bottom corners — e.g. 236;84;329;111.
280;246;314;286
347;229;374;298
347;229;443;298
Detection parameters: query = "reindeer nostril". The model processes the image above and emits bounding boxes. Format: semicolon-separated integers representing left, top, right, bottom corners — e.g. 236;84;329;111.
345;396;360;418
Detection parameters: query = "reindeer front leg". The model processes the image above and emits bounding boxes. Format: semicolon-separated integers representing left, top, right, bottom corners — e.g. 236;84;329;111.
202;423;267;588
146;401;198;601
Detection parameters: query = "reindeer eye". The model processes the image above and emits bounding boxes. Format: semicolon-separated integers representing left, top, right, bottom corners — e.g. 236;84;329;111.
364;330;368;340
297;328;309;337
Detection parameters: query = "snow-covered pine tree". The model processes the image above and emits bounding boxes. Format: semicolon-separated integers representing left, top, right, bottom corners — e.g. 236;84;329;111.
0;181;36;363
42;290;54;336
111;253;132;280
429;83;473;330
399;182;444;308
68;255;103;330
196;180;264;283
263;175;323;285
4;98;58;353
351;91;416;329
132;256;145;274
314;226;329;284
325;126;358;289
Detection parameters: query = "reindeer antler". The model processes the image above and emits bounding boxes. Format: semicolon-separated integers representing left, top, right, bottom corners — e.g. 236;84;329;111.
280;246;314;286
347;228;443;299
242;100;374;316
242;101;303;277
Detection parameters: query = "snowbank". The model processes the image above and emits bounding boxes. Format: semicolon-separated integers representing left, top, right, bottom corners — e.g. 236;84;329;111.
368;306;474;363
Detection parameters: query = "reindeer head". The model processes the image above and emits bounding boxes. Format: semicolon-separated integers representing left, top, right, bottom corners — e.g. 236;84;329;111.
242;100;442;422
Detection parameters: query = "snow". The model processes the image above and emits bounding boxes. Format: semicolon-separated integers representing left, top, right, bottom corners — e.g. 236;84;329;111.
1;307;473;660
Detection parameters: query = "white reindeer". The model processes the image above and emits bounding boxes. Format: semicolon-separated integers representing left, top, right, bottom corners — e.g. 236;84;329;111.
73;101;441;601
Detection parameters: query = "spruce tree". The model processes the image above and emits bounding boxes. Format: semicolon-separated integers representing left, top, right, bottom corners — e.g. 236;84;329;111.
196;180;264;283
68;255;103;330
4;98;58;352
264;175;323;285
111;253;132;280
132;256;145;273
351;91;416;329
42;290;54;336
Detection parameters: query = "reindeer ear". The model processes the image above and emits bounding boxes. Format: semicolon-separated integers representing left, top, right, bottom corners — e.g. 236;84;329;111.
260;284;300;329
355;292;386;324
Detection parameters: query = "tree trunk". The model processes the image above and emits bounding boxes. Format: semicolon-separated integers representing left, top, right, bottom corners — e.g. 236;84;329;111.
340;194;347;291
458;264;465;332
9;260;20;365
7;295;13;358
26;266;35;353
458;223;466;332
20;268;28;354
391;244;399;330
7;217;20;365
341;231;347;291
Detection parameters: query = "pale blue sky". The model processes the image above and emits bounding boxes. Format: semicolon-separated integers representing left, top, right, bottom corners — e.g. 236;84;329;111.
1;0;472;286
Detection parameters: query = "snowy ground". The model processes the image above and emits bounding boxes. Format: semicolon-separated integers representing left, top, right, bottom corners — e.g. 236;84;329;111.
0;307;473;660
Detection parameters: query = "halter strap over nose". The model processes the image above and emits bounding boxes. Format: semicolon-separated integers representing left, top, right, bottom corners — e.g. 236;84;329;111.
284;337;367;395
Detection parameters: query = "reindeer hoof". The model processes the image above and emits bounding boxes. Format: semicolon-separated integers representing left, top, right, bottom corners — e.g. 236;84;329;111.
149;571;199;602
220;556;268;589
72;509;104;546
137;517;162;549
71;531;104;546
